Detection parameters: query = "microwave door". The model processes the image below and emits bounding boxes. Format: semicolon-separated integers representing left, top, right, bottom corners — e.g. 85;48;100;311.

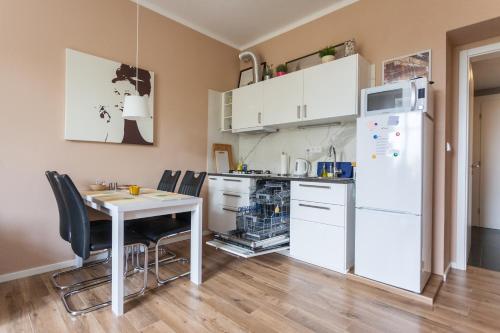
363;82;411;115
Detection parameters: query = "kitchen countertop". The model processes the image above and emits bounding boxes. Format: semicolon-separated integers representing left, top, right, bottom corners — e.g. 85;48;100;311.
207;173;354;184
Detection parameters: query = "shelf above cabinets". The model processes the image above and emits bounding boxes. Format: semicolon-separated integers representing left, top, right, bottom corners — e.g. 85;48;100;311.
228;54;371;134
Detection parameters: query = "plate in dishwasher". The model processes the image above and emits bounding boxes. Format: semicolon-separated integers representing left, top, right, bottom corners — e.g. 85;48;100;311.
206;239;289;258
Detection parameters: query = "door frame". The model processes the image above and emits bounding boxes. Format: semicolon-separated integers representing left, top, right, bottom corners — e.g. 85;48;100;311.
455;41;500;270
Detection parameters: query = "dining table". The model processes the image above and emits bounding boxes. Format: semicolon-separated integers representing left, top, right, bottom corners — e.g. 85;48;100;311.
80;188;203;316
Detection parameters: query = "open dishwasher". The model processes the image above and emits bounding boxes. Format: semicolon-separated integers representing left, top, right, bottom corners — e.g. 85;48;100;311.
207;180;290;258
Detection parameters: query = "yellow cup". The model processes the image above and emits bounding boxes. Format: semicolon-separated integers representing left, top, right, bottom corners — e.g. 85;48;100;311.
129;185;140;196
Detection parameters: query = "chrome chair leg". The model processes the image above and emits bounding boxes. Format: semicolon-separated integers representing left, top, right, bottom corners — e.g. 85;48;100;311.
51;250;111;290
62;243;149;316
154;233;190;285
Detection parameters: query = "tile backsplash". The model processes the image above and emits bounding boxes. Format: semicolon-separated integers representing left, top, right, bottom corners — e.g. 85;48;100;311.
238;122;356;175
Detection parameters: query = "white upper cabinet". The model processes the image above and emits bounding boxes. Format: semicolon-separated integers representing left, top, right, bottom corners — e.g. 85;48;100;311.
303;54;366;121
231;54;371;132
262;71;303;126
232;83;263;132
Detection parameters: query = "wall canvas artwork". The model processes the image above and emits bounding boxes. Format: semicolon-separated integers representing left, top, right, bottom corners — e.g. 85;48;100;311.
65;49;154;145
383;50;431;84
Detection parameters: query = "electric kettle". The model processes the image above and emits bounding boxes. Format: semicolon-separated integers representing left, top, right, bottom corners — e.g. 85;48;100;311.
293;158;311;177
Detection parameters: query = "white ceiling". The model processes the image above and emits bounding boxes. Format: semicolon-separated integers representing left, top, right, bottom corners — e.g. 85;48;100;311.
472;55;500;91
139;0;358;50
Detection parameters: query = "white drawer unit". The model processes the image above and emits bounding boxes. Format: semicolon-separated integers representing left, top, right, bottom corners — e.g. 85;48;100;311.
290;218;345;272
290;181;354;274
208;205;239;233
290;200;345;227
290;181;345;205
208;176;255;233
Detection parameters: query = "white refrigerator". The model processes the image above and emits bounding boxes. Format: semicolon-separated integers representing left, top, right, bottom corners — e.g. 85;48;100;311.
355;108;433;293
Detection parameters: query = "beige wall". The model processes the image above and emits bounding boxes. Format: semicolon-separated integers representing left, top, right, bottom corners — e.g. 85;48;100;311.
245;0;500;275
0;0;239;275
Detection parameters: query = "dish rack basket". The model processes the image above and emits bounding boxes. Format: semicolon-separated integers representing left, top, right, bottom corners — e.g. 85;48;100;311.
236;181;290;240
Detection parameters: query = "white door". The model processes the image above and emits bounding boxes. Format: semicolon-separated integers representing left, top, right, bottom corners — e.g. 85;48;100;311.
232;83;263;131
356;112;423;214
303;55;358;121
355;208;422;293
262;71;303;126
480;96;500;229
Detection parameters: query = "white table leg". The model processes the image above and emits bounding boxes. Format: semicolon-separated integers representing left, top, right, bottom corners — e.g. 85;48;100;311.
190;200;203;285
111;210;124;316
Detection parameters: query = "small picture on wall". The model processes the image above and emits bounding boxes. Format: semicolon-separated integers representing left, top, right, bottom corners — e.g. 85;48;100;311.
65;49;154;145
382;50;431;84
238;62;266;87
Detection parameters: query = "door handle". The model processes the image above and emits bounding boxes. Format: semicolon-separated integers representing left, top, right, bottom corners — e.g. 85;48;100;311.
410;81;417;111
298;203;330;210
223;193;241;198
223;178;242;182
298;184;331;189
471;161;481;168
303;104;307;118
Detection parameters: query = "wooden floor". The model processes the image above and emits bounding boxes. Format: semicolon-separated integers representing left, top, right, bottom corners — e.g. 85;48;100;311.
2;240;500;333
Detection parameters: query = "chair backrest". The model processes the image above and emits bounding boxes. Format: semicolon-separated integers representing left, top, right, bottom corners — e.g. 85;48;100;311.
177;171;207;197
45;170;71;242
157;170;181;192
56;174;91;259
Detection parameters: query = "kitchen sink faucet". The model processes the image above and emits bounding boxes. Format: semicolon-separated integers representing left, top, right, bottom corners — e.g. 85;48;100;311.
328;145;340;178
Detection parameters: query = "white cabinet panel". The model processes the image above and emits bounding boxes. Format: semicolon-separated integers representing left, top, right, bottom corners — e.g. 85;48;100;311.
208;205;238;233
291;181;345;205
291;200;345;227
262;71;303;126
303;55;358;120
290;219;345;272
220;177;255;193
232;83;263;131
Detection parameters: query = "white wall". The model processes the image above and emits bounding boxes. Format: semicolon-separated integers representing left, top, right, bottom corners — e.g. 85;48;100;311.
238;122;356;175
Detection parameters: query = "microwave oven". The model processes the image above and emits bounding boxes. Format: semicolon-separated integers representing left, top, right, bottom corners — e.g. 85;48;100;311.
360;77;433;118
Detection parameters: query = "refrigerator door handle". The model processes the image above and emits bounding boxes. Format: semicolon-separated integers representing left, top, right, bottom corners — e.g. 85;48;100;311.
356;206;421;216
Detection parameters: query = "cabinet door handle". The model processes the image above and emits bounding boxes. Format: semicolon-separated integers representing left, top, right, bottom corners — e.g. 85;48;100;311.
297;105;301;119
222;207;239;213
223;193;241;198
299;203;330;210
298;184;331;189
258;112;262;124
223;178;242;182
303;104;307;118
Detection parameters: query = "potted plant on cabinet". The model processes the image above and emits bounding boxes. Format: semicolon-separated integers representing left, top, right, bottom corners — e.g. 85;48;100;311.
276;64;287;77
319;46;336;63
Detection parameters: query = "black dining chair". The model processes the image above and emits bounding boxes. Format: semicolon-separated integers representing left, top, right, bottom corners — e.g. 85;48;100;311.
157;170;181;192
132;171;206;285
55;174;150;316
45;171;111;290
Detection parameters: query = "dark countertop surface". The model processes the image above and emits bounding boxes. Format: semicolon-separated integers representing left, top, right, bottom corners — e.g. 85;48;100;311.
207;173;355;184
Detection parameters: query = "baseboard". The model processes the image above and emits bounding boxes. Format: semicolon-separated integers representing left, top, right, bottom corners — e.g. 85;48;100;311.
443;262;452;282
1;230;213;283
0;259;75;284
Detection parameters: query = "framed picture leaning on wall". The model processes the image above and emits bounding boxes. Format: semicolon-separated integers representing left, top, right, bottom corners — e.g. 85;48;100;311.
382;50;431;84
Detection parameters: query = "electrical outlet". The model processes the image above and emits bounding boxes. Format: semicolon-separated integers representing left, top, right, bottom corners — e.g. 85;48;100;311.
308;146;322;153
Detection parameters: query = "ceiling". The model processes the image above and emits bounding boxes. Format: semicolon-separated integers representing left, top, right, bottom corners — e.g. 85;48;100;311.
139;0;358;50
472;55;500;91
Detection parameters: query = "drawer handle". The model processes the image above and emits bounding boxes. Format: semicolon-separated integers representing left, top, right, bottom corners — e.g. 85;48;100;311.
208;177;217;180
223;178;242;182
298;184;331;189
223;193;241;198
222;207;239;213
299;203;330;210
